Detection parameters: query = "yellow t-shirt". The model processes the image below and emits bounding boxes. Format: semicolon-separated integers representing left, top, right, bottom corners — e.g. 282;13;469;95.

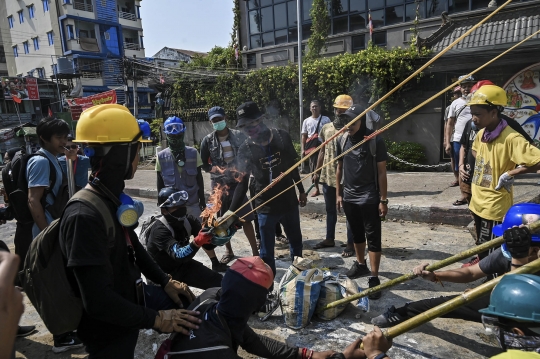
490;350;540;359
470;126;540;221
155;151;203;173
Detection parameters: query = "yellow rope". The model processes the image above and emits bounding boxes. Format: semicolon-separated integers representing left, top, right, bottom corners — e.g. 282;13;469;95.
241;27;540;219
217;0;513;226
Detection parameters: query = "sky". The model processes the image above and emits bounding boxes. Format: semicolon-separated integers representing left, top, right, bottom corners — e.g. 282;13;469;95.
140;0;235;57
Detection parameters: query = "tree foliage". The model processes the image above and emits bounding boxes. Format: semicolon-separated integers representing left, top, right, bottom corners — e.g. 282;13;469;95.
184;46;239;69
306;0;331;60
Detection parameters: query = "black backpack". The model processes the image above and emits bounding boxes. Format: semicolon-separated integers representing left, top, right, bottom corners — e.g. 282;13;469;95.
19;189;116;335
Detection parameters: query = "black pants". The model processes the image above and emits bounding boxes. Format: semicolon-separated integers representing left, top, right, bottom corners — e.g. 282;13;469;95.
399;293;490;323
472;212;501;260
342;201;382;252
170;259;223;290
14;222;33;273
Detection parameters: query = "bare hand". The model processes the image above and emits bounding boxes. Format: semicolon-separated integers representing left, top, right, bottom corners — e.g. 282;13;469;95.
312;173;320;184
379;203;388;218
412;263;435;281
445;144;452;155
342;337;366;359
0;252;24;357
459;165;470;182
363;326;392;359
337;195;343;213
64;147;78;161
298;193;307;207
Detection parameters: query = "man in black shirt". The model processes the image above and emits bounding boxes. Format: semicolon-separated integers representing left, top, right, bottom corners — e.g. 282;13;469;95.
146;187;223;289
229;102;307;292
372;225;540;328
59;104;204;359
335;105;388;299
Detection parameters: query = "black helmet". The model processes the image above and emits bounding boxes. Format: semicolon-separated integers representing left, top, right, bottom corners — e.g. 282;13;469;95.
158;187;189;208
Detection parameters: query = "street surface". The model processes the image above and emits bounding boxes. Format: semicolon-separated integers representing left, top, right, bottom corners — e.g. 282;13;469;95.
3;196;502;358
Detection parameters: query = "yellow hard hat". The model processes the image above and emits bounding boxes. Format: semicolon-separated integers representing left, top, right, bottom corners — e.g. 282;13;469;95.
467;85;507;107
333;95;353;109
74;104;151;144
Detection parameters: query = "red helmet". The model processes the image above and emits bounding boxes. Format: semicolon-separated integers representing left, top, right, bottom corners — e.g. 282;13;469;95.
471;80;495;94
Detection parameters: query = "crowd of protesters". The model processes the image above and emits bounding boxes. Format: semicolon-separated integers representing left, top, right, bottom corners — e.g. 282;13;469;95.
1;78;540;359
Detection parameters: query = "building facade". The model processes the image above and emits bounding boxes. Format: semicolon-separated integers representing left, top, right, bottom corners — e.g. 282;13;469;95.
152;47;207;68
0;0;153;118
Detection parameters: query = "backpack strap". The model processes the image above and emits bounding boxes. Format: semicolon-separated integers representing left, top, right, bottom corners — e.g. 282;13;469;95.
68;189;116;239
159;215;175;237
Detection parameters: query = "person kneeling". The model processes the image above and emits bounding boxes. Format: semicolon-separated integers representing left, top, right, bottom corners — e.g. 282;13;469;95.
145;187;223;290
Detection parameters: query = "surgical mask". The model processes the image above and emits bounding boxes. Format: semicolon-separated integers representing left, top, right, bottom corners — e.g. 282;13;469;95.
212;120;227;131
471;122;478;131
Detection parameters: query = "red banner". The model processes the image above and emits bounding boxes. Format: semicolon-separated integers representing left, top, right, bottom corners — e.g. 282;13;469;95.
25;78;39;100
67;89;117;121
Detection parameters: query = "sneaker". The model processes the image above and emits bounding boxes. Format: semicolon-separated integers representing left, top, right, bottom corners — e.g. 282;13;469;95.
212;261;229;272
371;305;407;328
368;276;381;300
258;291;280;321
345;261;370;279
461;255;480;268
17;325;36;337
52;332;83;353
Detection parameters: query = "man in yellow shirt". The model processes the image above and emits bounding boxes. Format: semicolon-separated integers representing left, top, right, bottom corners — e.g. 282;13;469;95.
469;85;540;262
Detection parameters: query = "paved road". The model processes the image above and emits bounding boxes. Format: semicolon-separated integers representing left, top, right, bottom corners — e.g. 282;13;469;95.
4;196;503;359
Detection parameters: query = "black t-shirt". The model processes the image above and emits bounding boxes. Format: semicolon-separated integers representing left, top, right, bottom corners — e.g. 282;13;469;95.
335;130;388;205
146;216;201;274
459;120;478;185
59;190;168;338
478;248;510;275
236;128;300;214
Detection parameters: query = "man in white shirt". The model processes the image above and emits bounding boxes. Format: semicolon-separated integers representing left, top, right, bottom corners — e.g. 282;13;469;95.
301;100;331;197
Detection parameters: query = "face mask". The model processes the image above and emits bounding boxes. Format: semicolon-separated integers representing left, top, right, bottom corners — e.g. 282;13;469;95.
166;134;185;150
471;122;478;131
165;207;187;224
117;193;144;227
212;120;227;131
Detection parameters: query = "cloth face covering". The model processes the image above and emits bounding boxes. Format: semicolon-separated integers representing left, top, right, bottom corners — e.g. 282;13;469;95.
164;207;187;226
482;118;508;143
166;133;186;163
333;114;348;130
245;122;271;143
349;117;367;145
213;120;227;131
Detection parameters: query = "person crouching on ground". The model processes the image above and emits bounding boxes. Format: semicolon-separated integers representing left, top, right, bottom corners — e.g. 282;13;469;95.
145;187;223;289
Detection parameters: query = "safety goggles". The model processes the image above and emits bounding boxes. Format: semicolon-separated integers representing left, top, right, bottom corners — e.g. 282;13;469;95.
159;190;189;208
164;122;186;135
482;315;540;351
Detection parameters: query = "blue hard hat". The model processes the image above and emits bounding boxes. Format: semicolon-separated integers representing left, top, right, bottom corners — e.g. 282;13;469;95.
492;203;540;242
164;116;185;135
137;120;152;140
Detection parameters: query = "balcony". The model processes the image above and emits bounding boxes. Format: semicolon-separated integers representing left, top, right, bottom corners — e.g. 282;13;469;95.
73;1;93;12
119;11;137;21
124;42;140;51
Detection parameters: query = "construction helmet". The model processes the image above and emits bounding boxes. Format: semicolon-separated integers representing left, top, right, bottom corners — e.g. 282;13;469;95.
492;203;540;241
467;85;507;107
333;95;353;109
74;104;151;144
479;274;540;323
164;116;186;135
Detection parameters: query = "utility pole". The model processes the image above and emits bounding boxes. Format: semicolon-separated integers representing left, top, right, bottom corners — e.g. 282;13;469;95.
132;55;138;118
297;0;303;142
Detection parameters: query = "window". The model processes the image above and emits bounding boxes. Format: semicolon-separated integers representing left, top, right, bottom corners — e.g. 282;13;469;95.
51;63;58;75
275;29;288;44
350;12;366;31
250;34;261;49
13;45;18;58
246;53;256;69
37;68;45;79
23;41;29;54
370;9;384;28
47;31;54;45
33;37;39;50
332;0;348;16
333;16;348;34
372;32;387;47
405;2;424;22
42;0;49;12
448;0;468;13
352;34;366;53
63;0;71;4
260;6;274;32
350;0;365;12
67;24;75;39
249;10;262;34
18;10;24;24
471;0;492;10
139;35;144;49
28;4;35;18
385;5;404;25
136;5;141;18
274;3;287;29
262;32;274;47
7;16;13;29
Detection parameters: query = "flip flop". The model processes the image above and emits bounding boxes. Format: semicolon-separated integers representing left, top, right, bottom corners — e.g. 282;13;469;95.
310;191;320;197
219;254;235;264
342;248;355;258
452;199;467;206
449;181;459;187
313;240;335;249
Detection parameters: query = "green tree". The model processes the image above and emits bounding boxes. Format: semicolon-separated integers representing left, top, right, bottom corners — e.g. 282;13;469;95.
185;46;238;69
306;0;330;60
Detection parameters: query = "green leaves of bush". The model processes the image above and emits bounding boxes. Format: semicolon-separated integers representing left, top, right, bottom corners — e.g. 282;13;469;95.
385;139;427;171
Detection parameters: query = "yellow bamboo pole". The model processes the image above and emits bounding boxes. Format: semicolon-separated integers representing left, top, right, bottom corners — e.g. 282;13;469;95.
217;0;514;227
242;27;540;220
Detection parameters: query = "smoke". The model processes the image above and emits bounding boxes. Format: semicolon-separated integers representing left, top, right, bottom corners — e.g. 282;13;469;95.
348;75;377;108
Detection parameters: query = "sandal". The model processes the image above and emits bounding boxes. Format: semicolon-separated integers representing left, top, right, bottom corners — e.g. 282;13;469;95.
342;248;355;258
452;199;467;206
313;239;335;249
449;180;459;187
219;253;235;264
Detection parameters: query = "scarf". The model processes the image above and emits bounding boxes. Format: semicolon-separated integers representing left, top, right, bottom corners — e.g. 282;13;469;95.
482;119;507;143
167;133;186;163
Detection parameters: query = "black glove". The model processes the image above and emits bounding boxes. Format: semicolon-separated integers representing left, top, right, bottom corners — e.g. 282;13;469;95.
503;226;532;259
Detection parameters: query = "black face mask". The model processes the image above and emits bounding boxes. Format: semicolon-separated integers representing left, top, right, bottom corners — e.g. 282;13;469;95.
164;207;187;226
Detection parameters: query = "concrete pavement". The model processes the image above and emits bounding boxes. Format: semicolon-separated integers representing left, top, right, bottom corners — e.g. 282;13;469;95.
126;167;540;226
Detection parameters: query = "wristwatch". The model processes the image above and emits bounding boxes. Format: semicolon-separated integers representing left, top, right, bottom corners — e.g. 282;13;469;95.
380;199;389;205
373;353;389;359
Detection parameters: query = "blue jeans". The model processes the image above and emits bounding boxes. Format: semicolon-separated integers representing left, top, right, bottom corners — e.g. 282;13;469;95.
322;183;353;245
258;205;303;277
452;141;462;172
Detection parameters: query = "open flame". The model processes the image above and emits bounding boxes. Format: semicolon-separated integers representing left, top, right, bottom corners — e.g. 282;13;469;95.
213;166;245;183
200;183;229;227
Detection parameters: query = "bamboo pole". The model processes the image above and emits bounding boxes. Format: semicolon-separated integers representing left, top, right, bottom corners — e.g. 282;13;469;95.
318;219;540;313
382;257;540;342
216;0;514;227
242;27;540;220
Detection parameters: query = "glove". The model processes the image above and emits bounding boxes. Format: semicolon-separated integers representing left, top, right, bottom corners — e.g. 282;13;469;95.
153;309;198;333
193;228;213;247
503;226;532;259
494;172;514;192
164;275;196;307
